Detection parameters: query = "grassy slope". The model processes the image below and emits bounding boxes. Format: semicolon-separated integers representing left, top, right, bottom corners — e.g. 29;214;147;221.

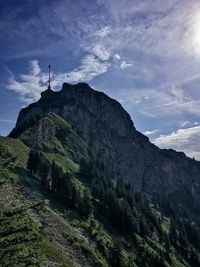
0;137;73;266
0;136;106;267
0;113;191;267
0;115;109;266
38;113;88;172
0;136;30;184
0;136;29;167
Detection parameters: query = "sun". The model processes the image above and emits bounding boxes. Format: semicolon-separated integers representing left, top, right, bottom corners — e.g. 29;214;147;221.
190;11;200;57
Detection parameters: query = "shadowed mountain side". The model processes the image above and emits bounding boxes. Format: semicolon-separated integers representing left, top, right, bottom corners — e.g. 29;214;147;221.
10;83;200;212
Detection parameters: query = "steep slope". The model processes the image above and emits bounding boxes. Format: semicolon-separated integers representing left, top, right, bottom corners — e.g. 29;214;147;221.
2;108;200;266
0;136;107;267
10;83;200;212
18;112;89;172
2;119;200;266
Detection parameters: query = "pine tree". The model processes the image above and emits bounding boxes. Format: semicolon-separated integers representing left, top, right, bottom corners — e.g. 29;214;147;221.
27;149;41;177
80;188;92;218
51;161;59;192
40;158;50;187
63;172;73;203
109;238;123;267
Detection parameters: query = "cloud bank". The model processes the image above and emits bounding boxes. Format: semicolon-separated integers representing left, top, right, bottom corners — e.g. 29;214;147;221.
154;126;200;160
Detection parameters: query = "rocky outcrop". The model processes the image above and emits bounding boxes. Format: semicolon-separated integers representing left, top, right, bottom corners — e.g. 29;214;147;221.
12;83;200;209
19;116;56;149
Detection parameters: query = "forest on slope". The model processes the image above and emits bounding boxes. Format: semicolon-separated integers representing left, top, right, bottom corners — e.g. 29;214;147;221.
1;111;200;266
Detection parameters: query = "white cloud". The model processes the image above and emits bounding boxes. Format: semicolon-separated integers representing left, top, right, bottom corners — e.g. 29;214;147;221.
143;129;160;136
114;54;121;60
179;120;190;128
105;0;200;60
120;60;132;70
55;54;110;84
116;84;200;118
6;60;46;103
90;45;111;61
140;110;158;118
94;26;111;37
154;126;200;160
0;119;15;123
29;60;41;76
6;56;110;103
2;0;200;133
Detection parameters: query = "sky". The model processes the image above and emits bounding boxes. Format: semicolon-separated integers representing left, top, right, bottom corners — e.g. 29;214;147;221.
0;0;200;160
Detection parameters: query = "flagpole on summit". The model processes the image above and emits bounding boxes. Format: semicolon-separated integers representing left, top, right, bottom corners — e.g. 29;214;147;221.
48;64;51;90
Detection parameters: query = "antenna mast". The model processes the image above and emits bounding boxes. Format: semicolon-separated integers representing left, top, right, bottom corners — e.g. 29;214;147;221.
48;64;51;90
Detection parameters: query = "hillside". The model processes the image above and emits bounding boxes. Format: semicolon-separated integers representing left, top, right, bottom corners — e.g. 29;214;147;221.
0;136;106;267
1;83;200;266
11;83;200;212
2;128;200;266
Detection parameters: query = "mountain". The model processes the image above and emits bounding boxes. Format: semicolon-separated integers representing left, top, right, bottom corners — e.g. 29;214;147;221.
1;83;200;266
11;83;200;211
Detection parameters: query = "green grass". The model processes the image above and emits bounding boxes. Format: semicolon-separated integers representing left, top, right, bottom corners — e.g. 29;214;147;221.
36;113;88;173
0;205;43;266
0;113;85;182
42;113;88;158
0;136;30;167
43;151;79;172
72;176;88;196
41;238;74;267
46;112;71;130
63;227;108;267
0;115;194;267
162;217;171;233
0;137;30;183
170;254;187;267
0;197;75;267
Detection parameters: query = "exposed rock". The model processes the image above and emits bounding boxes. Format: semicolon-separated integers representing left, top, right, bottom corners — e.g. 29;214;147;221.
12;83;200;210
19;116;56;149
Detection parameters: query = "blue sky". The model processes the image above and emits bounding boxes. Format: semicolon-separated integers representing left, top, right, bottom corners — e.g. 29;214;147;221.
0;0;200;159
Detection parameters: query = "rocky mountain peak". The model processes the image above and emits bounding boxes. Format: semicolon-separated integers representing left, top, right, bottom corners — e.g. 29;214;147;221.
10;83;200;211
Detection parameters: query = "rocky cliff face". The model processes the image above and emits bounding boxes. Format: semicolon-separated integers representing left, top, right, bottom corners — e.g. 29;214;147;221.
12;83;200;209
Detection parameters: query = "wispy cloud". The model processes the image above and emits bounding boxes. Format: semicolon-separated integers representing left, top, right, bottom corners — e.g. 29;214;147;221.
143;129;160;136
6;54;110;103
6;60;46;103
0;119;15;123
114;83;200;118
1;0;200;147
100;0;200;59
55;54;110;85
179;120;190;128
154;126;200;160
120;61;132;70
93;26;111;38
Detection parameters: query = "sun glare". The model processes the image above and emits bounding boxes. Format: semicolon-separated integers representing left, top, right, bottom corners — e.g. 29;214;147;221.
190;11;200;56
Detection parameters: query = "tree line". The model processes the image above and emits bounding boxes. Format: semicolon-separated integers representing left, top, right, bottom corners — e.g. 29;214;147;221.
27;149;200;266
27;150;91;217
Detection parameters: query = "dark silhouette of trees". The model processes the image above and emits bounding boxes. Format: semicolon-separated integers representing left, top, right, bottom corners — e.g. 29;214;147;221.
27;152;200;266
